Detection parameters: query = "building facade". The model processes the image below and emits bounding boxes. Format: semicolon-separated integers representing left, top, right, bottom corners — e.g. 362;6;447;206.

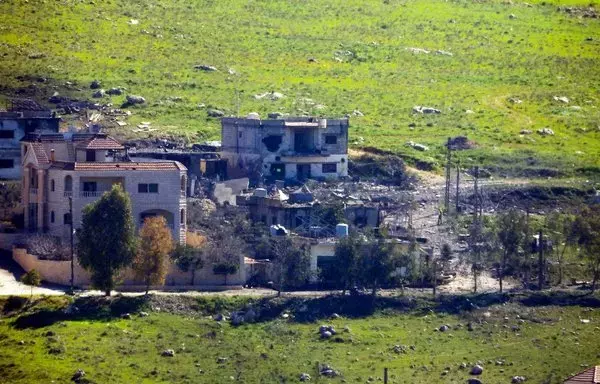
221;116;349;180
21;133;187;244
0;105;59;179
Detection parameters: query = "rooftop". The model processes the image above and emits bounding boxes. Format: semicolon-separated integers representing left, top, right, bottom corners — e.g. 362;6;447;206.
564;366;600;384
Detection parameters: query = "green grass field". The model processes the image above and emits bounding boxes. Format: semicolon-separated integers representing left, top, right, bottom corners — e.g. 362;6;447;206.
0;293;599;383
0;0;599;174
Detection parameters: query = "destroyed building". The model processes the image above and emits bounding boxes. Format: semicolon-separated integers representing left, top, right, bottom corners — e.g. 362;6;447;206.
221;116;349;181
0;99;60;179
129;149;228;181
236;185;381;236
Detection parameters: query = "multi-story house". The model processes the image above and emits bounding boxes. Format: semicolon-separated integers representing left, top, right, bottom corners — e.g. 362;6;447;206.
21;132;187;244
0;99;60;179
221;116;349;181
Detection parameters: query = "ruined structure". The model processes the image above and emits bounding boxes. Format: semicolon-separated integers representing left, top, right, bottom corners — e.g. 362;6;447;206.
0;99;59;179
221;116;349;180
20;132;187;243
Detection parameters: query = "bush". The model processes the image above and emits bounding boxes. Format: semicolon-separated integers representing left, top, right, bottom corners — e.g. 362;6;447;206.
2;295;27;313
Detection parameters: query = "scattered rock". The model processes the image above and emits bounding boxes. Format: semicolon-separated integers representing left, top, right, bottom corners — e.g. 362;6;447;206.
321;331;332;339
392;345;408;354
207;109;225;118
48;92;63;104
247;112;260;120
448;136;475;150
352;110;364;117
213;314;224;321
121;313;131;320
330;313;341;319
553;96;569;104
217;357;228;364
509;14;517;19
439;325;450;332
107;87;123;95
299;373;311;381
512;376;526;383
406;47;430;54
470;364;484;375
128;19;139;25
413;106;441;114
28;52;46;59
161;349;175;357
71;369;85;382
319;364;339;377
520;129;532;135
126;95;146;105
90;80;101;89
406;141;429;151
254;91;284;100
435;50;453;56
194;64;218;71
467;379;482;384
537;128;555;136
580;319;590;324
228;68;237;75
139;312;149;317
92;89;106;98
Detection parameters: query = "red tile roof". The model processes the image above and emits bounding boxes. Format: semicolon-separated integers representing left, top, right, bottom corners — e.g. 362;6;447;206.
30;143;49;164
73;162;186;171
77;136;124;150
564;366;600;384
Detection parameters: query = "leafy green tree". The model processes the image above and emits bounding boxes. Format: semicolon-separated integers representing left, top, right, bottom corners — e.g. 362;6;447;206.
133;216;173;294
322;232;362;294
77;185;137;296
172;244;205;285
573;206;600;292
21;269;41;299
358;230;399;297
496;209;527;293
212;262;238;285
271;237;311;296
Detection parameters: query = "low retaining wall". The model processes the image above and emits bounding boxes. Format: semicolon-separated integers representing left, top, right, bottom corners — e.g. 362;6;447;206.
13;247;245;290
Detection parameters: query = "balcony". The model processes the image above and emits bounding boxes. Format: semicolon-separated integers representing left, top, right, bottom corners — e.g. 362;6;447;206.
64;191;73;198
80;190;108;198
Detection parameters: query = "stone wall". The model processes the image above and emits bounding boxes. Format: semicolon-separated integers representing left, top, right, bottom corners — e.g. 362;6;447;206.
13;247;246;290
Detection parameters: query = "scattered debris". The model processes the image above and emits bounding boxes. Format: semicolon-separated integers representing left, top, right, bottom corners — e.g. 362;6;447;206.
207;109;225;118
107;87;123;95
318;364;340;377
352;110;364;117
406;141;429;151
161;349;175;357
413;106;441;114
128;19;139;25
553;96;570;104
512;376;526;383
406;47;430;54
537;128;555;136
71;369;85;383
434;50;453;56
92;89;106;98
194;64;218;71
90;80;101;89
470;364;484;375
126;95;146;105
254;92;284;101
508;97;523;104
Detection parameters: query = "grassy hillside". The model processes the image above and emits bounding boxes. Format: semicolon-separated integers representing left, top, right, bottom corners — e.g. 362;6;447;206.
1;293;600;383
0;0;599;174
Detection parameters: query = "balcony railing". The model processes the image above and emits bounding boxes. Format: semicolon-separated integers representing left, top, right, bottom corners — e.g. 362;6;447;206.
64;191;73;198
80;190;108;198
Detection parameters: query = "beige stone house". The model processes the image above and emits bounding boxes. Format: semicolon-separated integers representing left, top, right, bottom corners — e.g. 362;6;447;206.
21;132;187;244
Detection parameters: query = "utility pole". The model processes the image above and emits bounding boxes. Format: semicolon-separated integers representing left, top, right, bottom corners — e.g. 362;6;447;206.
455;158;460;213
538;229;544;290
473;166;479;221
444;138;452;214
69;196;74;293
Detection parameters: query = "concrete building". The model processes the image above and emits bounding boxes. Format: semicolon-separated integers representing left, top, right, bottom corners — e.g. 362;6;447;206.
0;100;60;179
221;116;349;181
20;132;187;244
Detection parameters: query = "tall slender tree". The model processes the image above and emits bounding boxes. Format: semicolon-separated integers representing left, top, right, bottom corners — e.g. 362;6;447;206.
323;232;362;294
77;185;137;296
496;209;527;293
573;206;600;292
133;216;173;294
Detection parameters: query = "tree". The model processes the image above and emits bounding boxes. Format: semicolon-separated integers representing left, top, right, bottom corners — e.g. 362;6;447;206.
77;185;138;296
358;230;399;297
545;212;575;286
172;244;205;285
271;236;311;296
26;234;69;261
133;216;173;294
212;262;238;285
323;232;362;294
21;269;41;299
573;206;600;292
496;209;527;293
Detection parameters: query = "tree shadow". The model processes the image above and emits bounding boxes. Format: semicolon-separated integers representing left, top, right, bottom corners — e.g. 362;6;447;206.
12;295;150;329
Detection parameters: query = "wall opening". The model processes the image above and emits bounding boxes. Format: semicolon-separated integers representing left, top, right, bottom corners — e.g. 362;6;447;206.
262;135;282;152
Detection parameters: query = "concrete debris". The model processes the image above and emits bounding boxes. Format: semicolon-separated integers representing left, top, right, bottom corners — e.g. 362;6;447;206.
406;47;430;54
413;106;441;114
537;128;555;136
553;96;570;103
254;92;284;100
194;64;218;71
406;141;429;151
126;95;146;105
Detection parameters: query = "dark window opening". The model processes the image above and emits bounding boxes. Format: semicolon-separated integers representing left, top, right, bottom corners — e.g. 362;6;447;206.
272;216;277;225
180;209;185;224
138;183;148;193
83;182;97;192
51;179;55;192
324;135;337;145
50;211;55;223
0;130;15;139
86;150;96;162
270;163;286;180
64;175;72;192
149;183;158;193
322;163;337;173
261;215;267;224
0;159;14;168
138;183;158;193
63;213;72;225
262;135;283;152
294;131;315;153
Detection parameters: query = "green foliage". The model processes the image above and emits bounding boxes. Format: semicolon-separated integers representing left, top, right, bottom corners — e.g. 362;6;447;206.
77;185;138;295
212;263;238;285
573;205;600;291
271;237;312;293
20;269;41;287
358;231;400;296
171;244;204;284
322;232;362;292
2;1;597;174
